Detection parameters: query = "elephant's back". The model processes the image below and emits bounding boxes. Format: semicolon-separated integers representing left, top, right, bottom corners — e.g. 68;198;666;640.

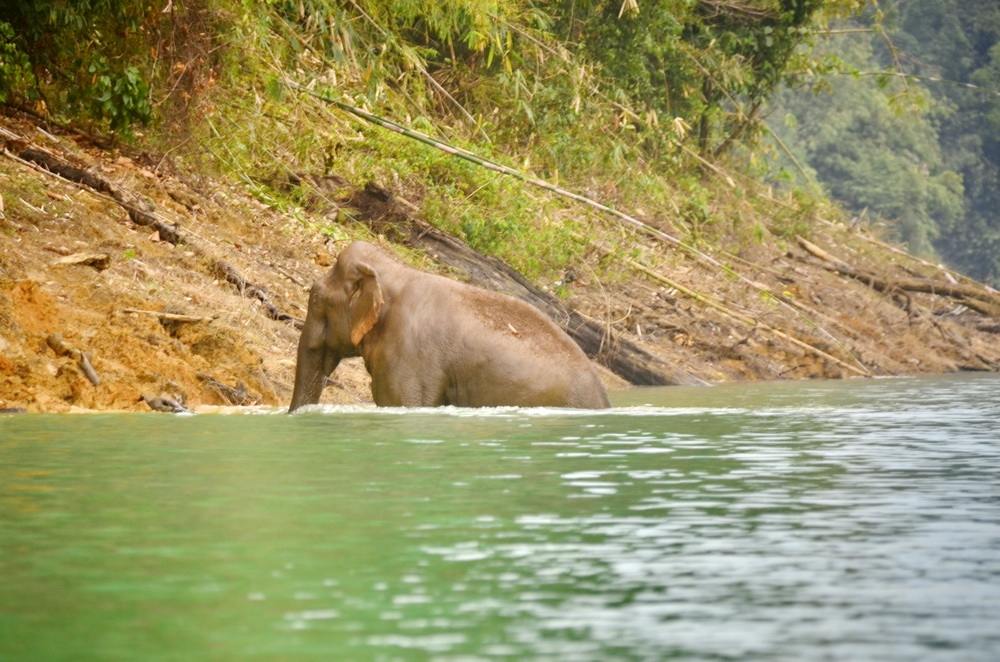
399;272;608;409
452;282;585;360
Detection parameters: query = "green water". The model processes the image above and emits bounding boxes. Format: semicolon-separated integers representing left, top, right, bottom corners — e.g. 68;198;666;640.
2;375;999;660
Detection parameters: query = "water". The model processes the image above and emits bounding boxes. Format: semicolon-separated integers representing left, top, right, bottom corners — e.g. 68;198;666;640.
2;374;999;660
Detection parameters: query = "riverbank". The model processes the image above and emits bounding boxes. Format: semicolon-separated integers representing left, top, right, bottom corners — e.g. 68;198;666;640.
2;111;998;412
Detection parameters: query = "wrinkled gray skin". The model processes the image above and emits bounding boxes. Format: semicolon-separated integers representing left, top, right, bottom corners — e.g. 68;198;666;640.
289;241;609;411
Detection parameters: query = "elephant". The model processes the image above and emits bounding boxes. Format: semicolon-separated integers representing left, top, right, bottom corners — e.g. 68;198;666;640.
289;241;610;411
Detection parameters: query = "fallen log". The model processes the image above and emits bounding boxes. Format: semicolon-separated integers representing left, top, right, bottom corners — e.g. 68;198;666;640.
0;127;297;326
796;236;1000;314
351;183;701;386
13;145;182;243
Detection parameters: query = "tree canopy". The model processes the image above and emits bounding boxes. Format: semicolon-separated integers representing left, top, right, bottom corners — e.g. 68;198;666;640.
770;0;1000;284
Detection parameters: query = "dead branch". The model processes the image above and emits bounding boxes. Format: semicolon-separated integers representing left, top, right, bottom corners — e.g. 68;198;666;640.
197;373;259;406
270;262;307;288
817;217;996;295
212;260;297;325
797;236;1000;313
961;298;1000;318
0;126;298;326
46;334;101;386
9;144;182;243
121;308;214;323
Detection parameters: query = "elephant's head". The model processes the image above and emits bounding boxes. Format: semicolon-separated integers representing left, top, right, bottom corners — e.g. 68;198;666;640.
289;244;385;412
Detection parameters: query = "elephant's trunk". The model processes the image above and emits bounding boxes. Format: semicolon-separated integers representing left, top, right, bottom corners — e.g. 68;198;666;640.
289;345;340;413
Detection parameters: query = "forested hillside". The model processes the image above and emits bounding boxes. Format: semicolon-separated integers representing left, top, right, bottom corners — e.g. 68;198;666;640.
1;0;863;274
769;0;1000;285
1;1;998;411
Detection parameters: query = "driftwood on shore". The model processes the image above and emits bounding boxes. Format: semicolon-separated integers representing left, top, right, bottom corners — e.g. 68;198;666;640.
351;183;701;386
197;373;259;406
796;236;1000;318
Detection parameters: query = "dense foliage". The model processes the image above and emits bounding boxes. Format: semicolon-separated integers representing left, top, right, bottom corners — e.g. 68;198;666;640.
553;0;845;154
6;1;995;284
0;1;162;131
217;0;860;273
1;1;855;154
770;0;1000;284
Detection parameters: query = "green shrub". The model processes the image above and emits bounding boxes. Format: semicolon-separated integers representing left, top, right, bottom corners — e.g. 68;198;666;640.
0;21;35;105
0;1;159;133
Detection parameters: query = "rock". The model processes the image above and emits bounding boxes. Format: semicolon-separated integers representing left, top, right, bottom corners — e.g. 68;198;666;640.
139;394;189;414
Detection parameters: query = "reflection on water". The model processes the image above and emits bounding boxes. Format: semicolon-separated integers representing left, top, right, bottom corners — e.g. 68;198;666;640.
1;374;999;659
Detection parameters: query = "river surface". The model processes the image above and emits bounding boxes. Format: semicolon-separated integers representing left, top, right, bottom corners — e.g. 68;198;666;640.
1;374;999;660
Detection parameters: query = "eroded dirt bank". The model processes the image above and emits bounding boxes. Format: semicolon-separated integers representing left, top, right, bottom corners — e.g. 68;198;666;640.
1;114;998;412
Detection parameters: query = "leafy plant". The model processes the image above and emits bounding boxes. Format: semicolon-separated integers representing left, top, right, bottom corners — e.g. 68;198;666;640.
88;60;151;132
0;21;35;105
0;1;160;133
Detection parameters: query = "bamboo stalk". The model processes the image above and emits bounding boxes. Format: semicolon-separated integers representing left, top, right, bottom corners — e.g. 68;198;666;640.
340;0;491;143
292;83;876;374
618;252;871;377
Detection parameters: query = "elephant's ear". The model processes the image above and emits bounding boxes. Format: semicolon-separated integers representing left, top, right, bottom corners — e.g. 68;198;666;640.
349;263;384;346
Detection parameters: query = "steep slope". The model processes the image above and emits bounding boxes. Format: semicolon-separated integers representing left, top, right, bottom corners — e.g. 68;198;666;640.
0;116;371;411
1;112;997;412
